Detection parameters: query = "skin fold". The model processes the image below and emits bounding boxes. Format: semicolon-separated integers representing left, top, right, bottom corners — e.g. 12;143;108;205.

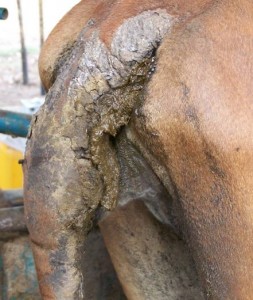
24;0;253;299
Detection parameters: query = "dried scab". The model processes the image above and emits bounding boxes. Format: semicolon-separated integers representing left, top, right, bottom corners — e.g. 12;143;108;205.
67;10;174;210
74;147;90;160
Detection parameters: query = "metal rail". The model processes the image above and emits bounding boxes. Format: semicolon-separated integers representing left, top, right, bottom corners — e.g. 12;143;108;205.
0;7;8;20
0;110;32;138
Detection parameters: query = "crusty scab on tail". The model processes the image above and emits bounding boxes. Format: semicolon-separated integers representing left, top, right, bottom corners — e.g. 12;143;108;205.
24;8;178;299
66;10;175;209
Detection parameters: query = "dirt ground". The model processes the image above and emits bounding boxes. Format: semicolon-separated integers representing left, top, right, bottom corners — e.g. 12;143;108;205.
0;0;79;108
0;52;41;108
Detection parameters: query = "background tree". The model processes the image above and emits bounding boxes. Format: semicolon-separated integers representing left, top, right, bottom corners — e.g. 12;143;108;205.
17;0;28;85
39;0;46;95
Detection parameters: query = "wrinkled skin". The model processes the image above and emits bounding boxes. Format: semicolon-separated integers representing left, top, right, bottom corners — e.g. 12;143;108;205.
23;0;253;299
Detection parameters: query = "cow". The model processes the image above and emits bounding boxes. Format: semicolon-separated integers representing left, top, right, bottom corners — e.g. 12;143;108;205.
23;0;253;299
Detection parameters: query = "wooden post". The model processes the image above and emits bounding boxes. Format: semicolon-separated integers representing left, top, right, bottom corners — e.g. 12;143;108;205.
17;0;29;85
39;0;46;95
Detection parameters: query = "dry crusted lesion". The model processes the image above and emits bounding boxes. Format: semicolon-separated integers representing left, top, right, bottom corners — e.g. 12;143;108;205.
66;57;156;211
57;9;174;211
89;60;155;209
24;10;175;299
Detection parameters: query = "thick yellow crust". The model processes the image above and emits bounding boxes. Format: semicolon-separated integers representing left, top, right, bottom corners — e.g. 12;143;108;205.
39;0;111;91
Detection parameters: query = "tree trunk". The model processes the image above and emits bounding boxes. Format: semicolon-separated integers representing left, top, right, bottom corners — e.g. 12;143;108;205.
39;0;46;95
17;0;28;85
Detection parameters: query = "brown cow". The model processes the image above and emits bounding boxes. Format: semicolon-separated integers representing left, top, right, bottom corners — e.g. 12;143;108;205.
23;0;253;299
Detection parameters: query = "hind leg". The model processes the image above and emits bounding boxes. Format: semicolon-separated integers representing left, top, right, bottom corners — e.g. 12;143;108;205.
100;200;203;300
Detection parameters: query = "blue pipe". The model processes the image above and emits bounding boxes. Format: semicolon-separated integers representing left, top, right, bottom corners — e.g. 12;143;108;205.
0;8;8;20
0;110;32;138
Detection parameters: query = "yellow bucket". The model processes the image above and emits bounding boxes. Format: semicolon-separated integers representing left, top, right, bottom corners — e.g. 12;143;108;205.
0;142;23;189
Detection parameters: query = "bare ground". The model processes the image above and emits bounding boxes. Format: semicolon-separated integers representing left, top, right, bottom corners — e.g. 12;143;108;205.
0;0;79;109
0;51;41;108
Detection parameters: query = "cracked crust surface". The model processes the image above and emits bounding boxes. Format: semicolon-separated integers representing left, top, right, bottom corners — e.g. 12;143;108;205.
24;0;253;299
25;7;181;299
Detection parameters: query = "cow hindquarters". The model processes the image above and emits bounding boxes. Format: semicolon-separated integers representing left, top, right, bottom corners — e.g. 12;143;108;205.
135;7;253;297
